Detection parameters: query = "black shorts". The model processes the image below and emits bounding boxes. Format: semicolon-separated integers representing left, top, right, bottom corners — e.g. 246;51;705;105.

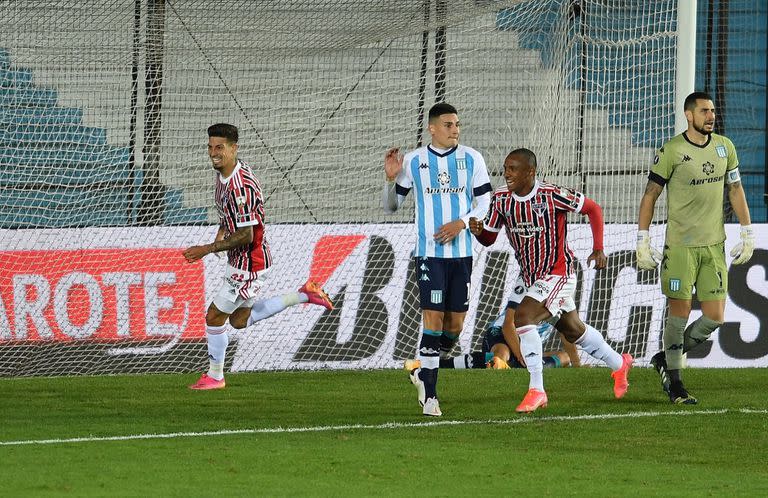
415;256;472;312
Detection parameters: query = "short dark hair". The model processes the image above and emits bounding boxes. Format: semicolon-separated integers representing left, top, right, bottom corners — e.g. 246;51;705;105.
684;92;713;112
508;147;537;169
428;102;458;121
207;123;239;143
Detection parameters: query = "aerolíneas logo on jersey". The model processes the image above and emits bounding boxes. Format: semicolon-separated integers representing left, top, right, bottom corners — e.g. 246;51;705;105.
702;162;715;175
438;171;450;185
716;145;727;158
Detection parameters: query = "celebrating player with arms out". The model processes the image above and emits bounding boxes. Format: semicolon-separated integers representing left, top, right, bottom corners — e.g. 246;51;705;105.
470;148;632;413
383;103;492;417
637;92;754;404
183;123;333;390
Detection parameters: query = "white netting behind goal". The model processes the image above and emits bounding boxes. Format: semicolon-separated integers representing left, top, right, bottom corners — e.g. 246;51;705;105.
0;0;680;375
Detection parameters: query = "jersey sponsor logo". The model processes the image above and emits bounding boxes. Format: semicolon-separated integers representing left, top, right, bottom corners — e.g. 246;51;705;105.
653;155;660;164
715;145;727;158
509;222;544;238
424;185;465;194
437;171;451;185
420;274;430;281
235;195;246;207
419;162;429;169
430;290;443;304
456;158;466;170
689;174;724;186
682;154;691;162
702;161;715;175
669;278;681;292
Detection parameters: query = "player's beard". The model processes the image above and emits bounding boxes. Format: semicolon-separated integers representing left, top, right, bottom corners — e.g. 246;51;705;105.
693;122;714;136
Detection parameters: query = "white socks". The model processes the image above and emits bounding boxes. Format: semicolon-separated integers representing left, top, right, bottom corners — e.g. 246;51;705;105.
518;324;544;391
574;325;623;371
206;324;229;380
247;293;301;326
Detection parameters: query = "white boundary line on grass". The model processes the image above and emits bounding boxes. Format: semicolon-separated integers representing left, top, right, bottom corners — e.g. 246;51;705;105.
2;408;766;447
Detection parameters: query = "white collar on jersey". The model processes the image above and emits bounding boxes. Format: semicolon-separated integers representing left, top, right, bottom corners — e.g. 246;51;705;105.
511;179;540;202
218;160;243;183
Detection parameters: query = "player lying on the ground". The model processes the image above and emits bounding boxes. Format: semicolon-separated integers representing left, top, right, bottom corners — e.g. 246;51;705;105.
405;305;579;372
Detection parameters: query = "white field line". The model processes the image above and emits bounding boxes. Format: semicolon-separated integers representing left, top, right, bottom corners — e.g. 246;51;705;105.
1;408;765;447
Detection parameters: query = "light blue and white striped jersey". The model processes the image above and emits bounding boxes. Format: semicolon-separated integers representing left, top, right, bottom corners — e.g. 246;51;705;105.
394;144;492;258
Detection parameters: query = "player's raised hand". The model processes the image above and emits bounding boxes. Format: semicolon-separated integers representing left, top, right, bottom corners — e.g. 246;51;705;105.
384;147;403;181
587;249;607;270
636;230;662;269
468;217;484;235
730;225;755;265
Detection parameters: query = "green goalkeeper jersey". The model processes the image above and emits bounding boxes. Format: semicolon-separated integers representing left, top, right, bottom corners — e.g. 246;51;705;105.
649;132;738;247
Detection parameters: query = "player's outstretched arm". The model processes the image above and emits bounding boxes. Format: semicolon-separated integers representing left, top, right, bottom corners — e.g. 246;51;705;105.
182;226;253;263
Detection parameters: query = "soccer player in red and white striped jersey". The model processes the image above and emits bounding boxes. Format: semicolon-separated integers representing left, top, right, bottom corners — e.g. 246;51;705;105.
470;148;633;412
183;123;334;390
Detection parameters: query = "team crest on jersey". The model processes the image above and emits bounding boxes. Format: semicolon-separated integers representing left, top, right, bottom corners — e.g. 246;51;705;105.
235;195;247;207
456;158;466;170
437;171;451;185
531;201;547;217
715;145;727;158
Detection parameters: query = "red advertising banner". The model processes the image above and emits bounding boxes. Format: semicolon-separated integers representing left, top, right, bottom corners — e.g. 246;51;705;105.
0;249;206;342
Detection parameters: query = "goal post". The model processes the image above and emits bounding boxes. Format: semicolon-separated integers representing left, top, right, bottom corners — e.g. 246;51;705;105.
0;0;709;375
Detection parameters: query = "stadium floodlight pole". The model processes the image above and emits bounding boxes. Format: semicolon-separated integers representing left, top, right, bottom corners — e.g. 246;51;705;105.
675;0;697;134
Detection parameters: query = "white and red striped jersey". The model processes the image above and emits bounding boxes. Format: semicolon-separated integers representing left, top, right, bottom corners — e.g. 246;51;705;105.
484;180;585;286
214;160;271;275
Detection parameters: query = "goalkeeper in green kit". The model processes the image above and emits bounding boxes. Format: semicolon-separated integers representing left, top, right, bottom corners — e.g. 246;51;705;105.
636;91;754;404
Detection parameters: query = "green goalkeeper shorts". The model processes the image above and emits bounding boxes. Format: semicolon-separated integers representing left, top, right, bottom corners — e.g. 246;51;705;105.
660;242;727;301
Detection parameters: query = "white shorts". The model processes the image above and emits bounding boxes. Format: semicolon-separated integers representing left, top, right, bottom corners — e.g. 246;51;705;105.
212;265;271;315
509;274;577;319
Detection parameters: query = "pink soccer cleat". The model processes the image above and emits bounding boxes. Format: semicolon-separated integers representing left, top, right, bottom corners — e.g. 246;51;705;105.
188;373;226;390
611;353;633;399
515;388;548;413
300;280;334;310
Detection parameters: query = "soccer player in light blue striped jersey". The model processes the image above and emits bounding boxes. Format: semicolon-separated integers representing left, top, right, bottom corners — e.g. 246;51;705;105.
383;103;492;416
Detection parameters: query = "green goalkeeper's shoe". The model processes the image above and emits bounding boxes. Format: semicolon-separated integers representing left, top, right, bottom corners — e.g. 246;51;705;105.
649;351;671;396
669;380;698;405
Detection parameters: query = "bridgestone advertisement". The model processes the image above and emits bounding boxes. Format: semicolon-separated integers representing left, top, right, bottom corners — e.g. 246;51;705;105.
0;224;766;375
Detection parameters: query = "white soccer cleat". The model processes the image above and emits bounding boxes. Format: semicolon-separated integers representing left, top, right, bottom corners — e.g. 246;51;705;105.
423;397;442;417
408;366;426;407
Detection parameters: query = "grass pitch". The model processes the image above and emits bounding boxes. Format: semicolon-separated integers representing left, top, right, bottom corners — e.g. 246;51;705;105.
2;367;767;496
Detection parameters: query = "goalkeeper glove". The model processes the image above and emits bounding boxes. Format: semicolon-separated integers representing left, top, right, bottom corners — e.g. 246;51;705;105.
636;230;662;269
730;225;755;265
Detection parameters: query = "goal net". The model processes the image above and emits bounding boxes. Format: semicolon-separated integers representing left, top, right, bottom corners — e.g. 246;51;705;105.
1;0;681;376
